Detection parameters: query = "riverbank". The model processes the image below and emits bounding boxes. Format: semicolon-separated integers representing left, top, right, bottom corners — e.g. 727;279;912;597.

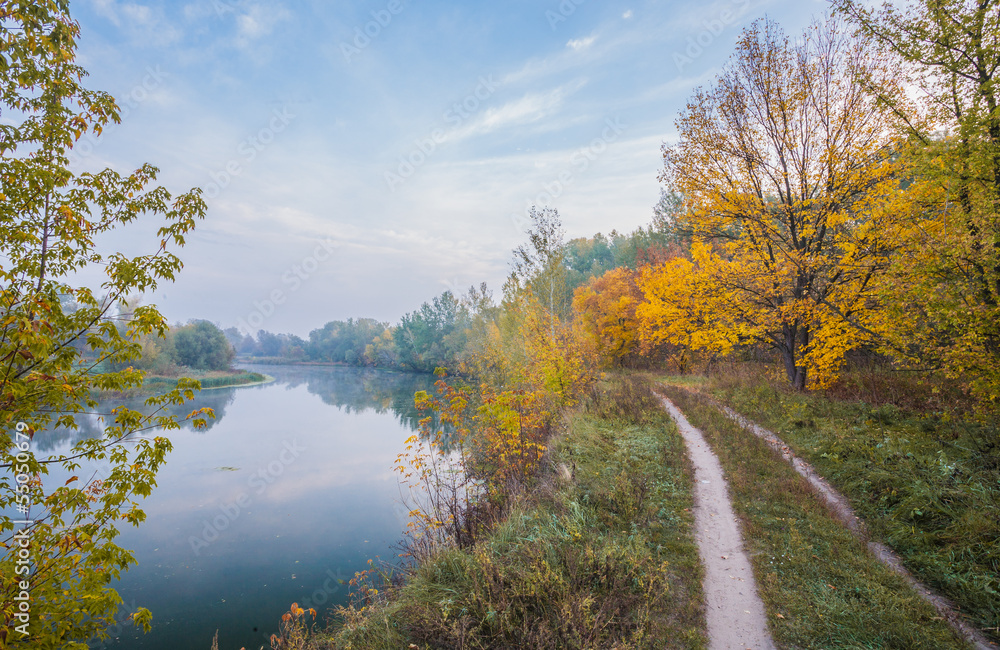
100;369;273;397
273;375;706;649
257;365;998;649
234;357;437;376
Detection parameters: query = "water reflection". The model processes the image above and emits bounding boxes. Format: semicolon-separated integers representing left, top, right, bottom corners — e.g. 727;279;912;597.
43;364;438;650
255;365;431;431
34;365;430;453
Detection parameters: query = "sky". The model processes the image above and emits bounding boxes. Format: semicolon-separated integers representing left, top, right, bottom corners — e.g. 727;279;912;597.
69;0;825;337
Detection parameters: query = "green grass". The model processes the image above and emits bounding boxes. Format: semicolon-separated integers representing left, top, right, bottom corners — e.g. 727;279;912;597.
327;375;706;649
699;374;1000;644
139;370;269;393
661;385;973;649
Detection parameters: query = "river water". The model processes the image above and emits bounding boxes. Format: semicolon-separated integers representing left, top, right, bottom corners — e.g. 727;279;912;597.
49;365;434;650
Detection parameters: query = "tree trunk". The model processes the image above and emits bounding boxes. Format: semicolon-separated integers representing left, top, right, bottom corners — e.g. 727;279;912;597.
780;323;808;390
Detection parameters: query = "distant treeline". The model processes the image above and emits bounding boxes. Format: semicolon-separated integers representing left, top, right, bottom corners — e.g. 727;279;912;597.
95;315;236;374
225;200;681;374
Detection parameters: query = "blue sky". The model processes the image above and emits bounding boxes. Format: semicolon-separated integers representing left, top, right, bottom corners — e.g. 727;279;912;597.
70;0;824;336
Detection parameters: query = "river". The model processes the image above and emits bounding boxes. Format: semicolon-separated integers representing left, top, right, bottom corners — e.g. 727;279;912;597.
55;364;435;650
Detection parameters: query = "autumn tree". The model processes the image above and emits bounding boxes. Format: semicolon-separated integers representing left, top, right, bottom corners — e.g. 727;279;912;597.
0;2;208;647
636;243;755;373
834;0;1000;413
573;267;644;366
662;18;911;389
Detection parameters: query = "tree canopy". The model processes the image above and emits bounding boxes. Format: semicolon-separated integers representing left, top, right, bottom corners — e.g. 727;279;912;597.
661;18;911;389
0;2;208;646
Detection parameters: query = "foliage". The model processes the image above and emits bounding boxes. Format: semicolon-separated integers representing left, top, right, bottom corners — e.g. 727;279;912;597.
634;244;753;373
269;603;318;650
395;370;565;559
363;328;398;367
131;328;178;374
308;319;387;365
0;1;208;647
396;374;478;557
573;267;643;366
661;18;912;389
172;320;234;371
518;296;597;408
334;376;705;650
393;293;470;373
510;206;571;330
392;210;598;564
472;385;550;500
834;0;1000;424
562;191;687;292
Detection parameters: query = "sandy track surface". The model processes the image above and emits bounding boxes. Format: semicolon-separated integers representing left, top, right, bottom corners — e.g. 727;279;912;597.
660;396;776;650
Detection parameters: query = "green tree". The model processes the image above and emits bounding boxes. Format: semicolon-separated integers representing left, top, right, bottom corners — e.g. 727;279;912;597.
393;292;469;372
0;2;208;647
307;318;387;364
172;321;234;371
834;0;1000;416
510;206;571;339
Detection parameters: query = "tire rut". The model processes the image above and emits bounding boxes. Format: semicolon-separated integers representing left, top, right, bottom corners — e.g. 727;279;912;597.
660;396;776;650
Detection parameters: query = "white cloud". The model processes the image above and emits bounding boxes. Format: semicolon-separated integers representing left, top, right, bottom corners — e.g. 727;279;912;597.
566;35;597;51
623;10;634;19
442;80;587;143
231;3;292;59
91;0;181;46
237;4;289;40
92;0;121;25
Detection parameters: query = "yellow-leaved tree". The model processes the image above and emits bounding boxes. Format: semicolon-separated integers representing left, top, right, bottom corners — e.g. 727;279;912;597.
635;242;756;373
662;17;913;388
835;0;1000;419
573;267;643;367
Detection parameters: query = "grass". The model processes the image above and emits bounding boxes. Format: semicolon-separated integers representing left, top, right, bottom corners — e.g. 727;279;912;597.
137;369;270;393
686;369;1000;645
660;384;974;649
322;375;706;649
